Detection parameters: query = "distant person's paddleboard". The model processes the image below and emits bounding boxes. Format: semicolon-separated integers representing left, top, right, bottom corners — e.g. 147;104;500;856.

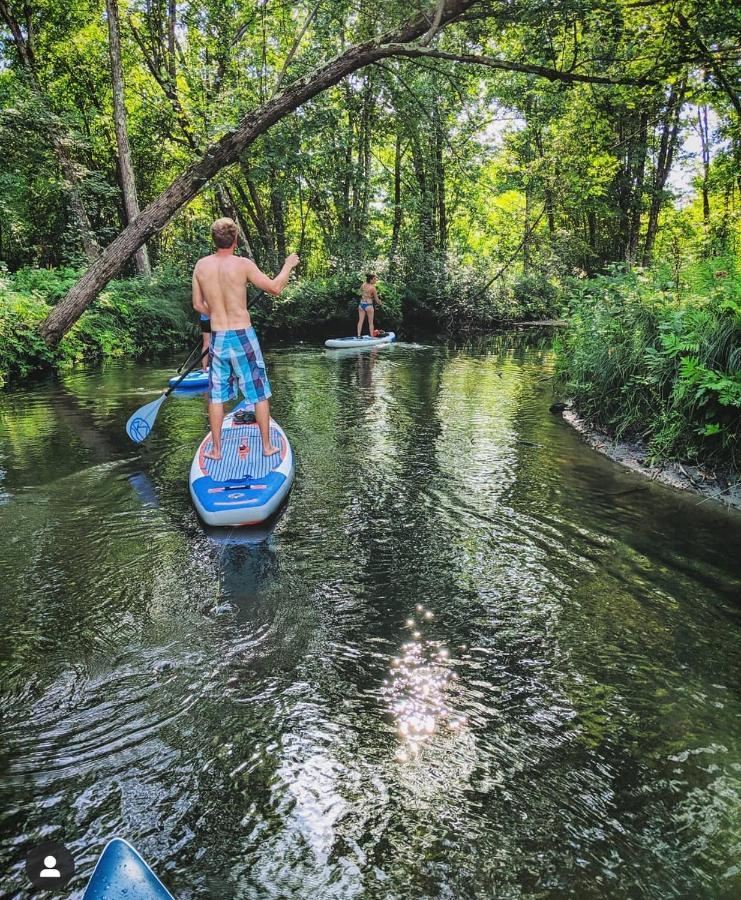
168;370;209;389
325;332;396;349
189;401;294;527
83;838;173;899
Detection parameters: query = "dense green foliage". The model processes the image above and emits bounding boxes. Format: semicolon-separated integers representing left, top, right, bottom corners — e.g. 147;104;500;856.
0;0;739;472
1;0;738;283
556;259;740;474
0;261;565;381
0;268;192;382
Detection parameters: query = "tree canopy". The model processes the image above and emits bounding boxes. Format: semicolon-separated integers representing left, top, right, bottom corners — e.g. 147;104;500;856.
0;0;738;343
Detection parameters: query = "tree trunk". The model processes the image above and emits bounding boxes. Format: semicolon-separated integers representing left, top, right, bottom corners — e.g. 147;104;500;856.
359;76;374;244
214;182;255;259
523;186;532;275
411;137;434;252
534;129;555;233
434;110;447;252
641;81;685;266
390;134;403;265
239;164;275;263
698;104;711;225
587;211;597;271
37;1;483;346
626;112;648;263
268;163;287;262
105;0;150;275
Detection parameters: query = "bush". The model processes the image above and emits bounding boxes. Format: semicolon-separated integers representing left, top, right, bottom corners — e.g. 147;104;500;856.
394;251;563;331
0;269;193;383
9;266;81;303
512;274;562;320
0;285;54;383
555;260;740;474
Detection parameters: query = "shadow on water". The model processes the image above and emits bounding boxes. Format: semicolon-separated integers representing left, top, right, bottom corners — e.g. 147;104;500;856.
0;333;740;899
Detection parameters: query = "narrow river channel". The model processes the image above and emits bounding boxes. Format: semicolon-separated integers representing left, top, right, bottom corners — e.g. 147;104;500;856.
1;332;739;898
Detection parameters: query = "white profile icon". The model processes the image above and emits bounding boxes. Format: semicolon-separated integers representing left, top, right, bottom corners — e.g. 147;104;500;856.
40;855;61;879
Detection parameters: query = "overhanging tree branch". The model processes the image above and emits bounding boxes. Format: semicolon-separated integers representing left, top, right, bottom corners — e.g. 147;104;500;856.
382;44;658;86
38;0;655;345
271;0;322;99
675;12;741;118
421;0;447;46
39;0;480;345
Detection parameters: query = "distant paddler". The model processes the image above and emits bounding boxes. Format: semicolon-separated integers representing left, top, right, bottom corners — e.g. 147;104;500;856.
358;273;383;339
199;310;211;372
191;217;299;460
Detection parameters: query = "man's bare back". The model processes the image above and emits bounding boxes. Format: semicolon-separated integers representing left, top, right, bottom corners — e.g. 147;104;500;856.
193;254;253;332
191;218;299;461
192;249;300;331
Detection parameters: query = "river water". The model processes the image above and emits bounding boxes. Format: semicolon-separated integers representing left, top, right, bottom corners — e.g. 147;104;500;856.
1;333;739;899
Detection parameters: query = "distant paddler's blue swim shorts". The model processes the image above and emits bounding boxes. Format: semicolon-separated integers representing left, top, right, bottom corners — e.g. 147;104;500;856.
208;328;272;405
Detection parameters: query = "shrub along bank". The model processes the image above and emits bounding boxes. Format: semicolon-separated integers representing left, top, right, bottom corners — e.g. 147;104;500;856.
0;264;564;383
554;259;740;477
0;268;193;383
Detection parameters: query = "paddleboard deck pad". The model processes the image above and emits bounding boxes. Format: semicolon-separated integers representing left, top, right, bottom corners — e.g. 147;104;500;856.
325;331;395;349
189;401;294;526
169;370;209;389
83;838;173;899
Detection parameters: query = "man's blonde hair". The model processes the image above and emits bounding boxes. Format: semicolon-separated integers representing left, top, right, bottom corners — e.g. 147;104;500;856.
211;217;238;249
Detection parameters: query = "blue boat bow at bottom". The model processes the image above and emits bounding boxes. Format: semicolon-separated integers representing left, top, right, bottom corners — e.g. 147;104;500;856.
84;839;174;899
189;401;295;527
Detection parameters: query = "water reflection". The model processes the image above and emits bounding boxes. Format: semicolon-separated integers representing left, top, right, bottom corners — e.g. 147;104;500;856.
0;334;740;898
384;604;466;761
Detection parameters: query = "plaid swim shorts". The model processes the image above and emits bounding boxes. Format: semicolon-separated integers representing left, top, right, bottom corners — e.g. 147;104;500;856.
208;328;272;405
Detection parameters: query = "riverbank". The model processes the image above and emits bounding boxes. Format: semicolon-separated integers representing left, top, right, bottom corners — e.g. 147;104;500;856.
561;407;741;510
0;268;193;384
0;266;563;384
553;260;740;483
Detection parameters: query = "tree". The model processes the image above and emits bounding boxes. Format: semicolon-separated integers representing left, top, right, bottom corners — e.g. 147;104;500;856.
105;0;150;275
0;0;724;346
0;0;100;263
39;0;483;345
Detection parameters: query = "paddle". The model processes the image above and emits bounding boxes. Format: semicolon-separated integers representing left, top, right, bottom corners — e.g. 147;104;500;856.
177;338;203;374
126;346;210;443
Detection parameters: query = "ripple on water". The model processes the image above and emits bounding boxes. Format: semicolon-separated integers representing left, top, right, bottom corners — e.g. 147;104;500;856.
1;343;740;898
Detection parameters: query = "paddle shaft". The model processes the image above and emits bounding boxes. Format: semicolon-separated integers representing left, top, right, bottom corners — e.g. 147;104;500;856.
164;346;210;396
177;339;203;373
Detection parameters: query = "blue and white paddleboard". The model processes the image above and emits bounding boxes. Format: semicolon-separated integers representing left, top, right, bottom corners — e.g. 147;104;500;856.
189;401;294;527
325;331;395;349
83;838;174;899
168;370;209;389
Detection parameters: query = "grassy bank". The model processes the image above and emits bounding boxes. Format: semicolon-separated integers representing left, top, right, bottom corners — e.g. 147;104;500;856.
0;268;193;384
0;264;563;384
555;259;740;477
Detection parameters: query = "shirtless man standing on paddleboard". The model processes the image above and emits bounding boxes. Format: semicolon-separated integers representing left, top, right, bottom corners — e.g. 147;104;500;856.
192;217;299;460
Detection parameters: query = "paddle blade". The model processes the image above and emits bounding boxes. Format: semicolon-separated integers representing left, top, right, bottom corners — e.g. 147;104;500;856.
126;393;166;443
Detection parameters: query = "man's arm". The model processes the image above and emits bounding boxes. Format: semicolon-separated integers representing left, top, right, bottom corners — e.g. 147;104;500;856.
244;254;299;296
192;269;210;315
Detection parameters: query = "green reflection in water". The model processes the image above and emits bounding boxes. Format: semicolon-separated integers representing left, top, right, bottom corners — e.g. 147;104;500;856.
0;332;739;899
